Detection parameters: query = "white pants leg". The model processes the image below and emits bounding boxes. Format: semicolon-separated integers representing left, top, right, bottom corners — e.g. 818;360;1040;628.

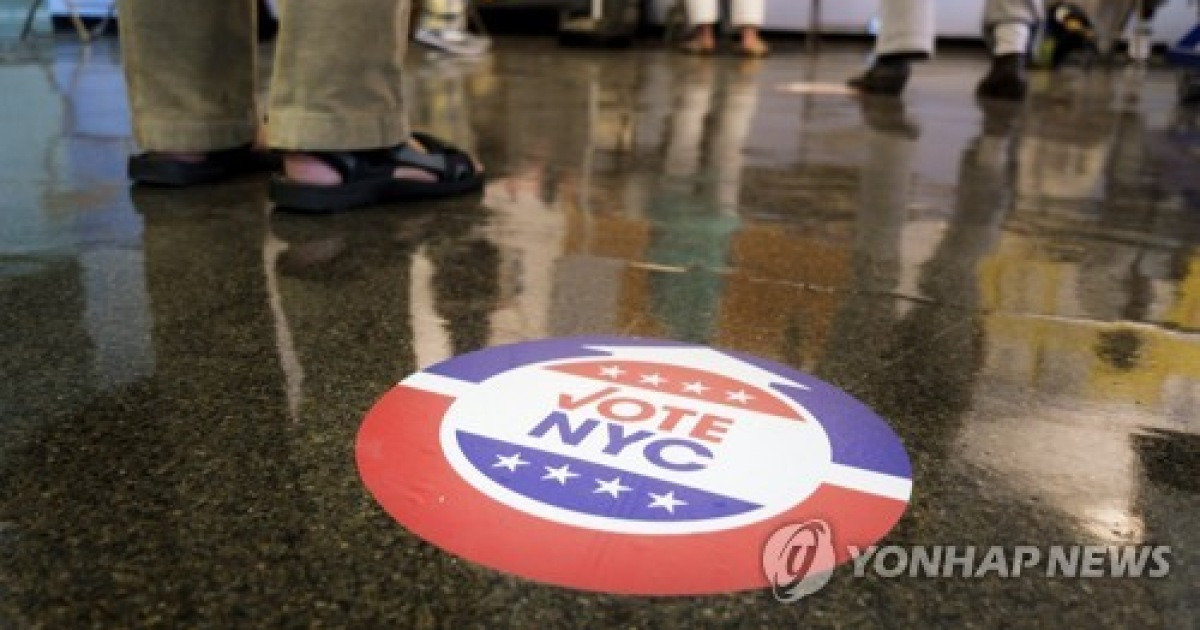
983;0;1044;54
685;0;718;25
983;0;1043;25
686;0;764;27
730;0;764;27
876;0;936;55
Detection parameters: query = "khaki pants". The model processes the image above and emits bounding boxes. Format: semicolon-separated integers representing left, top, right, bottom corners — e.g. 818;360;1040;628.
118;0;412;152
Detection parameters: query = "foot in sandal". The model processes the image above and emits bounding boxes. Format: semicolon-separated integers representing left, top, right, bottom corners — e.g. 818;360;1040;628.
269;132;485;213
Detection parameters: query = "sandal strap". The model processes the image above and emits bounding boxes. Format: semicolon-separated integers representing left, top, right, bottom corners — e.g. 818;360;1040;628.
407;132;477;183
305;149;394;182
303;133;477;185
389;143;450;177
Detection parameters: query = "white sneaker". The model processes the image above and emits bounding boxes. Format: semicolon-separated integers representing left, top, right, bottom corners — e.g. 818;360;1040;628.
415;27;492;56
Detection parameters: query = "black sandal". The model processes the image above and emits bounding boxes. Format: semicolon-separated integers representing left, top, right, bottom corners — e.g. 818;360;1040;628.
128;143;281;187
269;133;485;213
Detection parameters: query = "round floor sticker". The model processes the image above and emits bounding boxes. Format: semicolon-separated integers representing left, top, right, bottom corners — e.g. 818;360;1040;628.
357;337;912;595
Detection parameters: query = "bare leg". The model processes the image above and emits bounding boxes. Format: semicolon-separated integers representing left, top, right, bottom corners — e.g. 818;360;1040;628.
739;26;769;57
680;23;717;53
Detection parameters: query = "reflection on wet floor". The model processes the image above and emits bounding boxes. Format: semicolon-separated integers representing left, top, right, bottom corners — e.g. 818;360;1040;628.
1;36;1198;627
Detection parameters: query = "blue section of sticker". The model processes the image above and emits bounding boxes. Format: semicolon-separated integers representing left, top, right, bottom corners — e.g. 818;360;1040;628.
457;430;761;522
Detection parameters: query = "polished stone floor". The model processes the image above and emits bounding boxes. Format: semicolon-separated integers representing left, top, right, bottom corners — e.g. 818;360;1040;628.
1;34;1199;628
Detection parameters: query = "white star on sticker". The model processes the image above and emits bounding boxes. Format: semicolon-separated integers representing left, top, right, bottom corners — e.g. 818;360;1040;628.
600;365;626;379
726;389;754;404
682;381;709;395
493;453;529;472
593;477;632;498
541;464;580;485
640;373;667;387
647;491;688;514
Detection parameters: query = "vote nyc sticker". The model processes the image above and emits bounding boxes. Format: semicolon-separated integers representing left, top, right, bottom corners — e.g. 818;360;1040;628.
356;337;912;595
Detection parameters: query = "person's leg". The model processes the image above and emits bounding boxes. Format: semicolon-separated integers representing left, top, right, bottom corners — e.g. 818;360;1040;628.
848;0;936;95
977;0;1043;99
268;0;483;211
118;0;257;153
731;0;768;56
415;0;490;56
681;0;719;52
269;0;411;152
118;0;276;185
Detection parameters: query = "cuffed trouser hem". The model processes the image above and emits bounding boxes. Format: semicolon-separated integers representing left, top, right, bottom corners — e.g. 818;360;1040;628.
133;117;258;153
267;111;411;151
686;0;764;27
877;0;936;56
991;22;1033;55
730;1;765;28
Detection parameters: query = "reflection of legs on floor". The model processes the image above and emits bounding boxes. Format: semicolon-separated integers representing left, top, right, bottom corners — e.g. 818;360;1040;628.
819;99;919;385
828;100;1019;464
662;62;759;214
854;100;918;295
266;204;498;405
882;102;1017;448
923;101;1018;300
257;0;278;43
663;64;712;178
647;62;760;342
415;0;491;56
711;67;759;215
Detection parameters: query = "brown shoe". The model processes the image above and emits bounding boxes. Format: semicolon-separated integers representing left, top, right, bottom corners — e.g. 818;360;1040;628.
976;54;1028;101
848;61;911;96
